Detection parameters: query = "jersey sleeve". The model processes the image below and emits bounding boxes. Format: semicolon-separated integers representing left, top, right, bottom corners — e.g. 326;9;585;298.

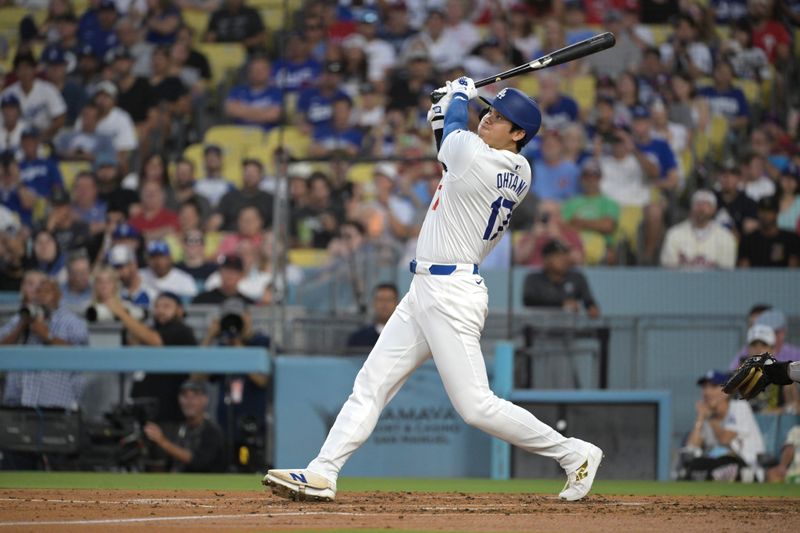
46;84;67;118
437;129;481;178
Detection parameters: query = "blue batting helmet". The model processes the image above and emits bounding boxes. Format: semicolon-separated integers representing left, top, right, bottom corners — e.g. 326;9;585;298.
479;87;542;146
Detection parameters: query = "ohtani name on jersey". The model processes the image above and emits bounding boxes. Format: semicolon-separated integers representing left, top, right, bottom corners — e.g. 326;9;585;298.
496;172;528;196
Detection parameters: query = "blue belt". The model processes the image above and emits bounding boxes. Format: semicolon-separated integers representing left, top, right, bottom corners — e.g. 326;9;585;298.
410;260;479;276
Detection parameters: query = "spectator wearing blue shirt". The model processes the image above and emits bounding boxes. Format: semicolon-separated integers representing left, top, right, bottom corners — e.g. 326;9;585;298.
272;33;321;93
224;56;282;131
0;151;35;227
537;74;580;130
631;105;679;193
79;0;120;60
531;130;580;202
296;61;349;131
19;128;64;200
71;172;107;236
309;97;364;158
144;0;182;45
697;61;749;132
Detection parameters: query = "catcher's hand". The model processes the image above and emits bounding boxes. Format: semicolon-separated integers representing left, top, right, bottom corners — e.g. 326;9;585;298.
723;352;776;399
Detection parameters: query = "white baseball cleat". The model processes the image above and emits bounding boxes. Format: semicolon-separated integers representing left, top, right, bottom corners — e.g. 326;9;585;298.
558;443;604;501
262;469;336;502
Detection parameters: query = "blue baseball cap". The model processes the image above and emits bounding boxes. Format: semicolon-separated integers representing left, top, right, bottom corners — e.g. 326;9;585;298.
632;104;650;120
0;93;20;108
42;45;67;65
112;222;140;239
479;87;542;146
21;126;40;138
697;370;729;386
147;240;170;256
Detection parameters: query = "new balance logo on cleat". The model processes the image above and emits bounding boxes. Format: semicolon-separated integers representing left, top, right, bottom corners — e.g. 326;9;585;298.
290;472;308;484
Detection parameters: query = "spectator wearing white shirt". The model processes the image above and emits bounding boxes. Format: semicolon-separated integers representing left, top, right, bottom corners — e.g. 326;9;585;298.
0;94;28;157
659;13;713;79
2;53;67;141
345;11;396;86
660;190;736;270
75;81;138;176
140;240;198;299
403;8;463;72
194;144;233;209
443;0;481;55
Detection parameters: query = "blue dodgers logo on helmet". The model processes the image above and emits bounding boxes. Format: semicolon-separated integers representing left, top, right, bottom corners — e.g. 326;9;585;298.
479;87;542;146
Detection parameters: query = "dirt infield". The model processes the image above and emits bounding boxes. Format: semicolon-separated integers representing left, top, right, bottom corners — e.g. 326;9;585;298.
0;489;796;532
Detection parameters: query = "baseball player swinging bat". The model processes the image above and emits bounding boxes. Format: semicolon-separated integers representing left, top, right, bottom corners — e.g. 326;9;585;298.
430;32;616;104
265;41;610;501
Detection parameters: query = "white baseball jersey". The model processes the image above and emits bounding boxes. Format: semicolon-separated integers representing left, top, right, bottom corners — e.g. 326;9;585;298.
416;130;531;265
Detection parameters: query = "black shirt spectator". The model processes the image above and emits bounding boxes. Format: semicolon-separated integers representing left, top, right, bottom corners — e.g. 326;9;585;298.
523;240;600;318
103;292;197;424
144;380;227;473
192;255;254;305
117;76;155;124
205;0;266;53
211;159;274;232
347;283;399;350
738;195;800;268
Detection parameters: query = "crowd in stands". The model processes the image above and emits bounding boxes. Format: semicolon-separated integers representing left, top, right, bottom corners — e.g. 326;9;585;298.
0;0;799;309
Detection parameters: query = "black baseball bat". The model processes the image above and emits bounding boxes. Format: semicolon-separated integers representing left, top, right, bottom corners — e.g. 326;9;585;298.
430;32;616;103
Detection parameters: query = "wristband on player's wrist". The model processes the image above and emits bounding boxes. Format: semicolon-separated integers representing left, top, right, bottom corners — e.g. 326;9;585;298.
764;361;793;386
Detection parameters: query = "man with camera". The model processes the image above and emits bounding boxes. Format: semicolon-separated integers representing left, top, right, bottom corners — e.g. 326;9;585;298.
108;243;154;307
197;298;269;471
0;277;88;407
141;380;227;473
104;291;197;424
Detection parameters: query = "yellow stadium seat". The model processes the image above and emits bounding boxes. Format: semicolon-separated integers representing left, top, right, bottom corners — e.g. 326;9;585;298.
222;154;244;187
196;42;246;88
182;9;209;43
204;125;265;150
516;77;540;97
264;125;311;159
0;7;34;33
693;130;710;161
649;24;671;46
346;163;375;184
680;148;693;181
567;75;596;114
59;161;92;192
708;115;728;159
182;143;205;173
288;248;330;268
615;205;643;252
244;144;273;170
735;79;760;106
260;7;290;32
579;231;607;266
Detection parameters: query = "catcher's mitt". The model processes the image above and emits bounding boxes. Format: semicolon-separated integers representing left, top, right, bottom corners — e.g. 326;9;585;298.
723;352;792;399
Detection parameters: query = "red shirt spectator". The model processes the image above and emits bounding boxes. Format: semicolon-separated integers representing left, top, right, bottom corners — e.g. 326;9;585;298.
129;181;179;238
752;20;791;63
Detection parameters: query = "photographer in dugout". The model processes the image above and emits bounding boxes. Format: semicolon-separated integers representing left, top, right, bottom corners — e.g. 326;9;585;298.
104;291;197;425
196;298;270;471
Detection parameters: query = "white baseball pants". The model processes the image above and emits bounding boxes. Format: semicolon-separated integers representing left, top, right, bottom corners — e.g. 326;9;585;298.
307;271;589;483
